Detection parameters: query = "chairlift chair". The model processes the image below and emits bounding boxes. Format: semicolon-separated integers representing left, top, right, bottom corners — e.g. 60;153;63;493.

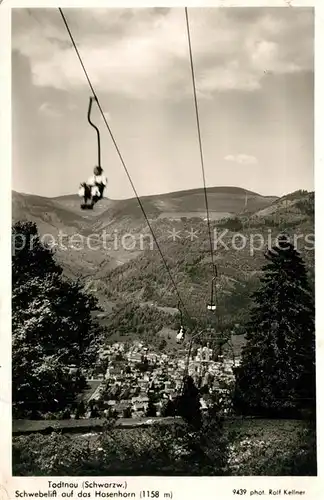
79;96;106;210
176;326;185;343
207;274;217;311
176;303;186;343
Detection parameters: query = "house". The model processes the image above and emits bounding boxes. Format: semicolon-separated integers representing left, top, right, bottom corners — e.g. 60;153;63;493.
118;399;131;406
175;380;182;390
196;347;210;362
164;381;172;389
127;353;142;364
67;364;78;374
90;386;104;401
139;380;149;390
131;396;149;413
115;402;132;417
99;349;111;360
133;409;145;417
147;353;158;363
112;342;124;351
106;366;122;377
132;401;147;413
132;395;149;405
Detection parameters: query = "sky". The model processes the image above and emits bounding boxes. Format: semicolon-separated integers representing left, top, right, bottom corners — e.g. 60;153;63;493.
12;7;314;199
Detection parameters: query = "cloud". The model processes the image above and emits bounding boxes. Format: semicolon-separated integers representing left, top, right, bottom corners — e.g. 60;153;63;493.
38;102;62;117
12;7;313;99
224;154;258;165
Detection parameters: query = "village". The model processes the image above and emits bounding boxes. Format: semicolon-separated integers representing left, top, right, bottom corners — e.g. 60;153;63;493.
68;341;241;420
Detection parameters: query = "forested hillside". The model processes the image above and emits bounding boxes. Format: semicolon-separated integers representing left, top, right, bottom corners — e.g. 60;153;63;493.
12;187;314;346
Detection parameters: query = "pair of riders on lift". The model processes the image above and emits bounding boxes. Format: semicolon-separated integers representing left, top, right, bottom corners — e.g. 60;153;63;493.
78;165;107;209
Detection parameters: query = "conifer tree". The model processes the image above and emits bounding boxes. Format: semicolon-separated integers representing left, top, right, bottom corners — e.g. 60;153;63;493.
234;234;315;417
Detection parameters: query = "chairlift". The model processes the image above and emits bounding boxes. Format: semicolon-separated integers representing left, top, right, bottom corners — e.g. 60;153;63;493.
207;266;218;311
79;96;107;210
176;325;185;343
176;302;186;343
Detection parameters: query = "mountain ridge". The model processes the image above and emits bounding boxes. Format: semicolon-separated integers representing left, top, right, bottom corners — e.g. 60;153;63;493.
18;186;278;221
52;185;265;201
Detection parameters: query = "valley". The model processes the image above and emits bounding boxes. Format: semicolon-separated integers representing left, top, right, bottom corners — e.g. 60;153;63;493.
12;186;314;343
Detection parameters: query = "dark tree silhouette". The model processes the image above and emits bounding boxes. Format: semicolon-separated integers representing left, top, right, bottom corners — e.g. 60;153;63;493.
176;376;202;429
146;397;157;417
12;221;103;417
122;406;132;418
234;234;315;418
161;399;176;417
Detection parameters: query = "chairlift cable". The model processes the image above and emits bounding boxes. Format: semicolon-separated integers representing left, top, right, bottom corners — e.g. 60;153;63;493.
88;97;101;168
178;301;183;326
58;8;193;326
185;8;219;317
185;8;216;274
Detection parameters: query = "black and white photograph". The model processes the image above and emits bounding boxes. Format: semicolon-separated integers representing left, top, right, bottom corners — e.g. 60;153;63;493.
9;3;317;481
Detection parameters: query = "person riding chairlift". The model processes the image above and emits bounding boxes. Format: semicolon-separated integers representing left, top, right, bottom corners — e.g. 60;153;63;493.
176;325;185;343
79;166;107;209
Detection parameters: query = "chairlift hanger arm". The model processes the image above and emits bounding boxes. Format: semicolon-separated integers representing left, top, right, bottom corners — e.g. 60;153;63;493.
207;263;218;309
87;96;101;168
178;300;183;325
